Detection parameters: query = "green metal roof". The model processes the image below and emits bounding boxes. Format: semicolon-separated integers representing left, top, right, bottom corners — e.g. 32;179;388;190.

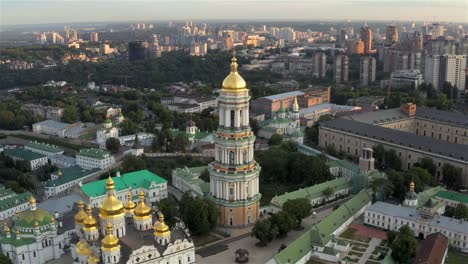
0;234;36;246
45;166;100;187
0;190;32;211
78;148;112;159
81;170;167;198
4;148;46;161
271;177;350;208
418;186;447;206
172;166;210;195
26;141;64;153
436;190;468;204
273;190;371;264
327;159;360;174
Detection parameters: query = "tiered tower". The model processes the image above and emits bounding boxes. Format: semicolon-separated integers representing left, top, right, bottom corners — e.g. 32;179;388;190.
133;191;152;230
101;223;121;264
82;205;99;241
209;56;261;227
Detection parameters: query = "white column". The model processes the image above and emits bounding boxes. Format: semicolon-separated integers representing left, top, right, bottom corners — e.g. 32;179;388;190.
225;108;230;128
244;107;249;126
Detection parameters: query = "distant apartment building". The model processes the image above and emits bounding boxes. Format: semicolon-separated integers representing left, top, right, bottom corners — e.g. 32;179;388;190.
360;56;376;86
128;41;146;61
76;148;115;170
22;104;64;121
313;53;327;78
347;40;364;55
360;27;374;54
424;54;466;91
89;32;99;42
334;55;349;84
383;49;422;73
251;87;331;119
390;70;423;89
385;26;398;43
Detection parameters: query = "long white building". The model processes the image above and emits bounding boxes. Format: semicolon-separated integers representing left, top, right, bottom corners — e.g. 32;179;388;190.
76;148;115;170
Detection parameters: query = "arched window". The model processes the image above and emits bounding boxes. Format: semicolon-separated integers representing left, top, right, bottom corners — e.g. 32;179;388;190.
243;150;248;164
229;151;235;166
239;109;243;127
230;110;235;129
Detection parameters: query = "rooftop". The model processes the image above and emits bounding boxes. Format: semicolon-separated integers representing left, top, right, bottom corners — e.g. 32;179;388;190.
33;119;70;129
273;190;371;264
26;141;64;153
172;166;210;195
270;177;349;208
435;190;468;204
77;148;112;159
81;170;167;198
414;233;449;264
321;118;468;162
262;91;304;101
45;166;100;187
0;189;32;211
4;148;46;161
367;202;468;234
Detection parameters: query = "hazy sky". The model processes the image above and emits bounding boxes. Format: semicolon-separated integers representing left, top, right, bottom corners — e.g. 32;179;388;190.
1;0;467;25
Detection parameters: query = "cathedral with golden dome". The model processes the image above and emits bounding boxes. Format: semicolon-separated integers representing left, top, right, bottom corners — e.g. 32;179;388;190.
71;176;195;264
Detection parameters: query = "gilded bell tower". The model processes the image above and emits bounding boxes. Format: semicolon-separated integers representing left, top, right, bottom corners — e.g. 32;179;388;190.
209;56;261;227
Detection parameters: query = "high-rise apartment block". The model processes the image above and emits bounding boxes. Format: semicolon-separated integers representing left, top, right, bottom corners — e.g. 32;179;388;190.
385;26;398;43
383;49;422;73
360;56;376;86
90;32;99;42
348;40;365;54
424;54;467;91
128;41;146;61
334;55;349;84
360;27;373;54
313;53;327;78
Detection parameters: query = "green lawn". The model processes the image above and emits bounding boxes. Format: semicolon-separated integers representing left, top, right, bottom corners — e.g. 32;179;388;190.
446;251;468;264
340;227;357;239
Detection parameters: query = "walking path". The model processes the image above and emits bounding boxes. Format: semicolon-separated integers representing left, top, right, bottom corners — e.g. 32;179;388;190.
357;238;381;264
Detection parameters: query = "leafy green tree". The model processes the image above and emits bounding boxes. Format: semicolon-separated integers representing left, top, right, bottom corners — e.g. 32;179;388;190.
442;164;462;190
387;170;407;202
0;252;12;264
282;198;312;228
172;134;191;152
268;134;283;146
391;225;418;264
454;203;468;220
121;119;139;136
270;211;295;237
372;144;385;165
385;149;402;171
414;157;436;177
408;167;432;187
180;194;218;235
304;114;334;145
120;155;146;173
61;105;79;123
156;197;180;227
369;177;393;201
105;138;121;154
252;219;278;246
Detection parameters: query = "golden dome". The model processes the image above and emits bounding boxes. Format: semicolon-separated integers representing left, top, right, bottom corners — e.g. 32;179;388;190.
101;223;120;252
154;212;170;237
29;196;36;205
15;209;19;215
76;240;92;256
50;216;55;224
88;253;100;264
34;221;39;228
75;200;88;225
222;56;247;91
4;224;10;233
410;180;415;191
58;168;62;177
100;177;124;217
133;192;151;220
124;192;136;212
83;205;98;231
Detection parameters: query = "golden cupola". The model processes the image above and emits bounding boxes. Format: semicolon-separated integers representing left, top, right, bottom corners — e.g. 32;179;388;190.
74;200;88;226
101;223;120;252
83;205;98;231
57;168;62;177
124;192;136;213
154;212;170;238
99;177;124;219
133;191;151;220
222;56;247;92
410;180;415;191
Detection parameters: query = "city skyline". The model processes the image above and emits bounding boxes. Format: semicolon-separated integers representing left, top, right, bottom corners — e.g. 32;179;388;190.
1;0;467;26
